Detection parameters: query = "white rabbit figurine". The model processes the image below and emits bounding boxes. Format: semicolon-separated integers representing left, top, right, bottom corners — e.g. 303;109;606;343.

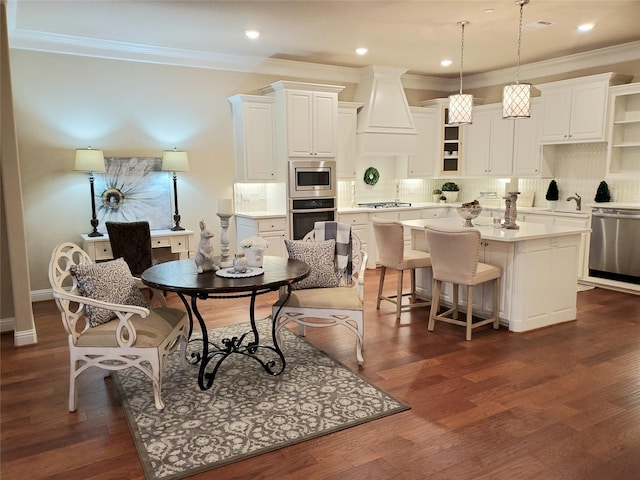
194;220;219;273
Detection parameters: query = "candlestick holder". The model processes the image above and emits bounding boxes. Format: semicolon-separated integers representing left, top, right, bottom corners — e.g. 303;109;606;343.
503;191;521;230
217;212;233;268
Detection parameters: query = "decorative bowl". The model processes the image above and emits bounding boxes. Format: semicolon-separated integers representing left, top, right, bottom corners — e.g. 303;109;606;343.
457;206;482;227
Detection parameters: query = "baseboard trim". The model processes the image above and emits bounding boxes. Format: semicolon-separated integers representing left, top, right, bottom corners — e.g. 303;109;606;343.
31;289;54;302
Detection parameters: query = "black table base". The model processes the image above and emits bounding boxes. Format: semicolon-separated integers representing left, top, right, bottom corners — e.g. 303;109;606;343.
178;286;291;390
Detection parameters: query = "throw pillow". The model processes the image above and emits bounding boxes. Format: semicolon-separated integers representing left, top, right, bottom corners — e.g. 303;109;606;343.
284;239;339;290
70;258;148;327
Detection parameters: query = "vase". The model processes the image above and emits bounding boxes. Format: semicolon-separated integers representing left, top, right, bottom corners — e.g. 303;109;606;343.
432;194;441;203
443;191;459;203
547;200;558;211
243;247;264;268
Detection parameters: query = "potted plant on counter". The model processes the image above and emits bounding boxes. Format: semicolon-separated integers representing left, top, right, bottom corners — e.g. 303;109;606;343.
545;180;559;210
432;189;442;203
441;182;460;203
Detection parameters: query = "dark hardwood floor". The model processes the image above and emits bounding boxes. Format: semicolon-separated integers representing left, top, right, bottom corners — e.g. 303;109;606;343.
2;271;640;479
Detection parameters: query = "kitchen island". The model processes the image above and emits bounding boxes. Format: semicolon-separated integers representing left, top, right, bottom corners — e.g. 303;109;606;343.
402;218;591;333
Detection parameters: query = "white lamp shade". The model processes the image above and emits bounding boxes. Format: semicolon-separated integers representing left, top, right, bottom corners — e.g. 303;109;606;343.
502;83;531;118
448;94;474;125
74;149;105;172
162;150;190;172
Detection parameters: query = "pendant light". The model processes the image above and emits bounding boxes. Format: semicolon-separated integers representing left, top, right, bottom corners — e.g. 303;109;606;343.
448;21;473;125
503;0;531;118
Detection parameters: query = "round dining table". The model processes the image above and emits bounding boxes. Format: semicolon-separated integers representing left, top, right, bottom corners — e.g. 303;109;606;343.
141;256;310;390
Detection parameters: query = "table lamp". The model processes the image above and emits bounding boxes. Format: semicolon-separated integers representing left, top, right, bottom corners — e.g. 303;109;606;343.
162;148;189;231
75;147;106;237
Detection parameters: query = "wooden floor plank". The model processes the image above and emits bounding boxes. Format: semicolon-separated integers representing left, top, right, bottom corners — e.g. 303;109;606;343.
2;269;640;479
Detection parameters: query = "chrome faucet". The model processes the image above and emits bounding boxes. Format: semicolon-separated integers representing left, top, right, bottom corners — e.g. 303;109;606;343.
566;193;582;211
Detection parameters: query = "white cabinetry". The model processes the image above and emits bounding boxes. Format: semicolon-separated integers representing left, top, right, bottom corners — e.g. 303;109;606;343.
464;105;512;176
538;73;620;143
464;101;545;177
510;236;580;331
420;99;461;176
336;102;362;178
606;82;640;178
235;215;287;258
261;81;344;159
512;102;544;176
520;212;590;280
337;212;370;267
228;94;277;182
398;107;438;177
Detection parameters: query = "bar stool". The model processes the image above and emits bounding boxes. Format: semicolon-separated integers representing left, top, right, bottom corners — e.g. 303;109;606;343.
372;217;432;320
424;225;501;341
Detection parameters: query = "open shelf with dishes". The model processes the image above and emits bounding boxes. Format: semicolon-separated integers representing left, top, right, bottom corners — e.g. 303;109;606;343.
442;107;461;174
607;83;640;177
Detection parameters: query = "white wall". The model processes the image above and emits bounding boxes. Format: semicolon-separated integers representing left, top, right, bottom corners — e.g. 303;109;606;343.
10;50;291;291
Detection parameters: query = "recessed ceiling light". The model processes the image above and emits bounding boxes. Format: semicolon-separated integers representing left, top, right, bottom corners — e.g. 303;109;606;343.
356;47;368;55
578;23;594;32
484;8;494;14
245;30;260;40
441;59;453;67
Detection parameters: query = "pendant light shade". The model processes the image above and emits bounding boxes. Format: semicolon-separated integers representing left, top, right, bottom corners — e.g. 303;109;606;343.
448;21;473;125
503;0;531;119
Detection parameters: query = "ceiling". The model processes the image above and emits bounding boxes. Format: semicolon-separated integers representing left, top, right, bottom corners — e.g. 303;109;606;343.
7;0;640;83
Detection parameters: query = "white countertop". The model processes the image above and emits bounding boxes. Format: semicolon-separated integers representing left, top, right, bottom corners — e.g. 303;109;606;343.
587;202;640;210
401;217;590;243
234;211;287;219
236;202;640;219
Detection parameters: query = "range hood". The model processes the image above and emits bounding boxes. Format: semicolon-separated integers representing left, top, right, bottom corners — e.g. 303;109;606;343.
354;65;417;156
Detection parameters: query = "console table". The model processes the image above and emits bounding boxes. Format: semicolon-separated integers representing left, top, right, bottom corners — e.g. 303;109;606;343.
81;229;194;262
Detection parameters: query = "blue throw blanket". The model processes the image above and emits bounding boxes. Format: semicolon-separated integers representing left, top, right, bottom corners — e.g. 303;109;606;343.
314;221;352;286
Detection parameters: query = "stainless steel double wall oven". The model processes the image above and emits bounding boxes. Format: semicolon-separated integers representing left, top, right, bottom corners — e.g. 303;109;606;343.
288;160;336;240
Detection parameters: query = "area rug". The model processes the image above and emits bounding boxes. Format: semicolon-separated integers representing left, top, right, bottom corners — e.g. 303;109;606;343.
112;319;410;480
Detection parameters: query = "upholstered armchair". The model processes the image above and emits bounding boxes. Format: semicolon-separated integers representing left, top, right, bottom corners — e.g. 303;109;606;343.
48;242;188;411
272;222;367;365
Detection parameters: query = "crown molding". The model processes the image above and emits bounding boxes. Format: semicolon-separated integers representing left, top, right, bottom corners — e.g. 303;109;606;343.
8;23;640;91
463;40;640;90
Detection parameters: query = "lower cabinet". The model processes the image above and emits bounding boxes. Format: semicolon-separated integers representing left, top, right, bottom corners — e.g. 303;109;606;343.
510;236;580;331
521;212;590;279
339;211;375;268
236;215;287;258
411;228;582;332
337;212;369;254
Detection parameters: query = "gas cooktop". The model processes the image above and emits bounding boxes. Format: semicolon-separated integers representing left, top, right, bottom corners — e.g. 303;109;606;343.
357;202;412;209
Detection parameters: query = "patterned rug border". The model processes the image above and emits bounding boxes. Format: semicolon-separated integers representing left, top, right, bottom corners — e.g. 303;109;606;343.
112;320;410;480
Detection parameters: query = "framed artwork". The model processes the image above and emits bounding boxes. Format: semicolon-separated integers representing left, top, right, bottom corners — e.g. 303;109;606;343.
93;157;172;233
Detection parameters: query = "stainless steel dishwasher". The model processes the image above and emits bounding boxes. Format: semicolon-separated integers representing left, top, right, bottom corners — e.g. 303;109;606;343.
589;207;640;284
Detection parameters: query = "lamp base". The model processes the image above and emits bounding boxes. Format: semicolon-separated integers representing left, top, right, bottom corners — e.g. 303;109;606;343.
88;231;104;237
171;226;186;231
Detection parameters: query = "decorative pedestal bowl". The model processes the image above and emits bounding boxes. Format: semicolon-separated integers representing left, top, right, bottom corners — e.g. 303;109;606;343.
457;206;483;227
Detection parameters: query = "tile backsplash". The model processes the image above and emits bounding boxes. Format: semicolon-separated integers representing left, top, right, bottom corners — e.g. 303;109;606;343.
235;143;639;213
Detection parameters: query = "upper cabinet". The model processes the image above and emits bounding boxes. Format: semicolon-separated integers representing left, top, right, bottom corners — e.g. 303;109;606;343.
336;102;362;178
512;101;546;176
261;81;344;159
421;99;462;176
404;106;438;177
538;73;626;144
228;94;277;182
606;82;640;178
464;105;513;176
463;100;547;177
